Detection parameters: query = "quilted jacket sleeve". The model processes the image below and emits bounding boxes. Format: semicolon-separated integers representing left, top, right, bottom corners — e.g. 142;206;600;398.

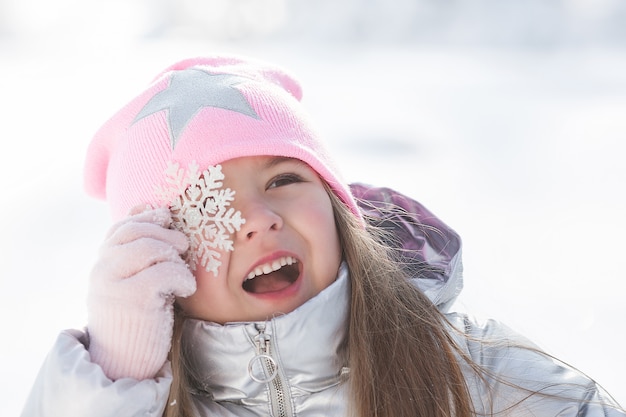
447;313;625;416
20;329;173;417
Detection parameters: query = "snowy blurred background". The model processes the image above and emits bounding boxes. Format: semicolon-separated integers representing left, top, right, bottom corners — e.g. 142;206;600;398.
2;0;625;414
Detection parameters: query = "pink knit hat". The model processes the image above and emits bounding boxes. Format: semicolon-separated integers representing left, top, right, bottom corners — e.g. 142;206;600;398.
84;56;361;222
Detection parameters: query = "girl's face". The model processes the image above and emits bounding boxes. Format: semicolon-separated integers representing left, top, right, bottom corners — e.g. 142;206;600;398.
176;156;342;324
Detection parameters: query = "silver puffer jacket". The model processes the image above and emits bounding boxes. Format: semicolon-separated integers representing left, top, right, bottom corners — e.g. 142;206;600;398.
21;184;624;417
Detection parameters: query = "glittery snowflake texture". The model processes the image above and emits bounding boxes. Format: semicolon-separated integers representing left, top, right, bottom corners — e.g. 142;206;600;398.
155;161;246;276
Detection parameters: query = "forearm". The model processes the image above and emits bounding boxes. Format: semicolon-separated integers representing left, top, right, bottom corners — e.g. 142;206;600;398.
20;329;172;417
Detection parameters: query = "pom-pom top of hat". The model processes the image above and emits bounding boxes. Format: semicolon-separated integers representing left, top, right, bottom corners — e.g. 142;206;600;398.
83;55;361;222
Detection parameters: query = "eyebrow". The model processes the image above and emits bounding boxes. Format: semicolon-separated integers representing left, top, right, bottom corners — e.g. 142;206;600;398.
263;156;303;169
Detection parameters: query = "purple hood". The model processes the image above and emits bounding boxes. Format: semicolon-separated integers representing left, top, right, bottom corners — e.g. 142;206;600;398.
350;183;463;312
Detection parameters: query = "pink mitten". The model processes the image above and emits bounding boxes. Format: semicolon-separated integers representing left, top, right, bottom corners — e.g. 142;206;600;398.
87;207;196;380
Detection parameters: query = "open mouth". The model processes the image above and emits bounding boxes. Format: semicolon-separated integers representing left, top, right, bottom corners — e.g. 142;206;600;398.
243;256;300;294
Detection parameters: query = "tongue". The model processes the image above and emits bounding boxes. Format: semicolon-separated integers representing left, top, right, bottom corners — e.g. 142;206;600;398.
247;271;294;294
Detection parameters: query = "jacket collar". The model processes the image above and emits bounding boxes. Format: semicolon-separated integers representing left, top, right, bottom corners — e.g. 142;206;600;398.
181;264;350;402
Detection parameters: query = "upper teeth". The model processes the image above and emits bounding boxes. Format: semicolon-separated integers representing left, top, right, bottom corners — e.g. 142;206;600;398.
247;256;298;280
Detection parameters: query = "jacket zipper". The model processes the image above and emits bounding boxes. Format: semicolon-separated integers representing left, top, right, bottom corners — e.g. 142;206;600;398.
250;324;293;417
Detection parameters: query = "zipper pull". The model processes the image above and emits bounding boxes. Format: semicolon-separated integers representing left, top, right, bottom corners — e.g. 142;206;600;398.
255;323;271;355
248;323;278;383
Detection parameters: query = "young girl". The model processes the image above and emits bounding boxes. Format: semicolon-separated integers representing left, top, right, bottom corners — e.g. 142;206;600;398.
21;56;623;417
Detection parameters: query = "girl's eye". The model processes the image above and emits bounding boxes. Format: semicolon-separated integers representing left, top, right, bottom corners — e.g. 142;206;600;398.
267;173;303;189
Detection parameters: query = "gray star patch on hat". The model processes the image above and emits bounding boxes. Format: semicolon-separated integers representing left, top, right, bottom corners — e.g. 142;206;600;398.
132;69;259;149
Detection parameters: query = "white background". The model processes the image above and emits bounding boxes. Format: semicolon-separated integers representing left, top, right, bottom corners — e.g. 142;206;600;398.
1;1;625;414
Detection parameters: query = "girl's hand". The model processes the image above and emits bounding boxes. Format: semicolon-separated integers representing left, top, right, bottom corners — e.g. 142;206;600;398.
87;207;196;380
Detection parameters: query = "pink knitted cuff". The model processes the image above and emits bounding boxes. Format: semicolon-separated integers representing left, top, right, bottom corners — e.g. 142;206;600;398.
87;303;174;381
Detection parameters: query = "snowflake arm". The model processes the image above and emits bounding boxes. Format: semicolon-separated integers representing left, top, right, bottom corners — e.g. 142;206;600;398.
156;161;246;276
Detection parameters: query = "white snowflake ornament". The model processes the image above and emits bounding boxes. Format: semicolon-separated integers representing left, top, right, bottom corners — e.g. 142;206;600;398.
155;161;246;276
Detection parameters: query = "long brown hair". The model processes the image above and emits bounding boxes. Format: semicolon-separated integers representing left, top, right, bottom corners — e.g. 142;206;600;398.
328;186;475;417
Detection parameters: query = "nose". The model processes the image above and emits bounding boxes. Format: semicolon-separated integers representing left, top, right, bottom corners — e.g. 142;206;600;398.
237;200;283;241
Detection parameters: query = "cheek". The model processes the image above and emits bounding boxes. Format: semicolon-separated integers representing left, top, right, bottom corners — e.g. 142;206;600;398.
302;195;341;262
178;255;230;317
